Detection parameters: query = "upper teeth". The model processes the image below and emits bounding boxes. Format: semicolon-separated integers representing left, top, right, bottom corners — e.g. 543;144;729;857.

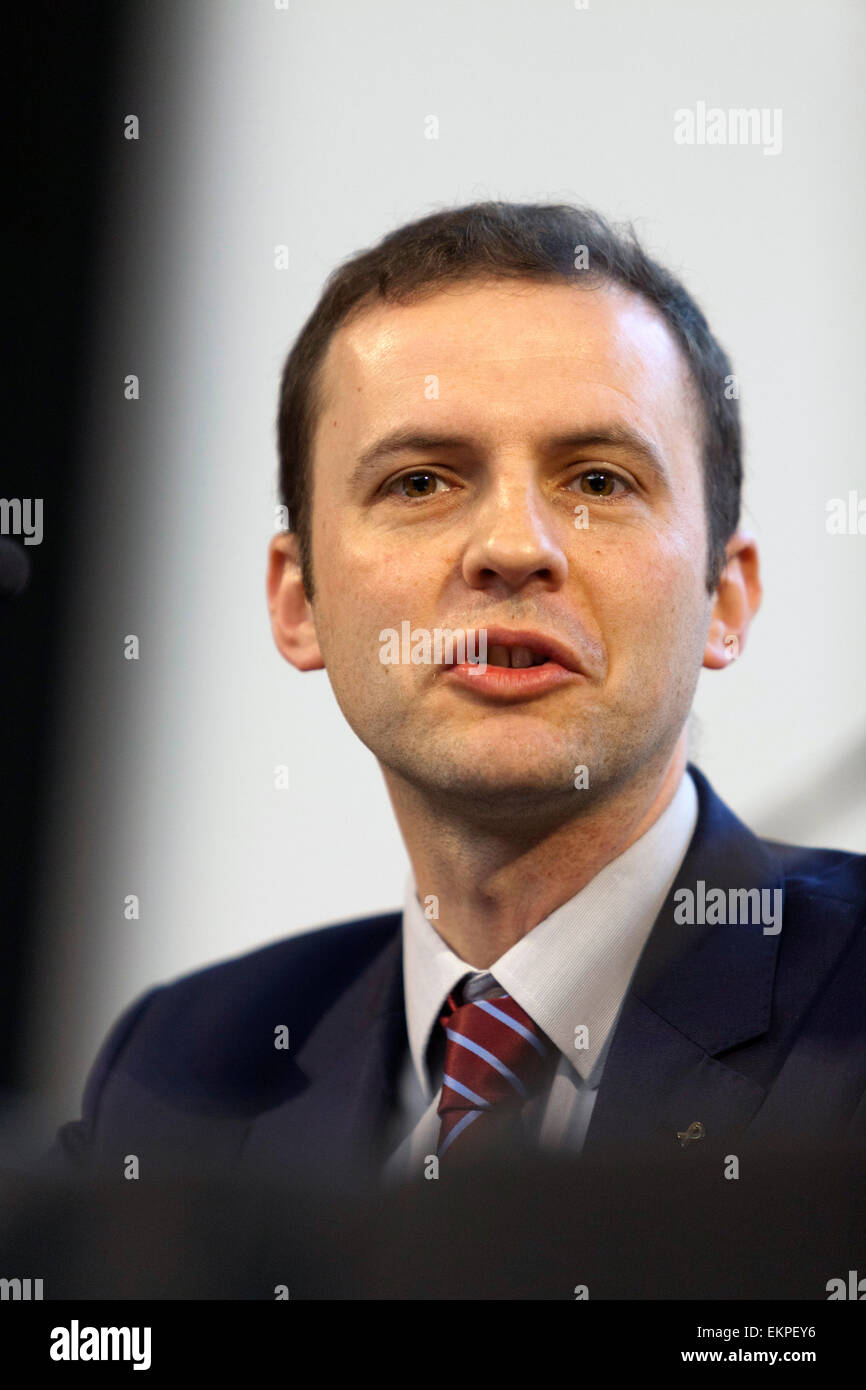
488;644;546;668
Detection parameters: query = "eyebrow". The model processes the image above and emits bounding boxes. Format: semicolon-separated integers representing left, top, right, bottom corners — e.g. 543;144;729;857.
350;423;672;490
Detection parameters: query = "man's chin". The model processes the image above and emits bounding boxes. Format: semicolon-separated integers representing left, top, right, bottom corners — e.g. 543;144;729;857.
384;755;599;819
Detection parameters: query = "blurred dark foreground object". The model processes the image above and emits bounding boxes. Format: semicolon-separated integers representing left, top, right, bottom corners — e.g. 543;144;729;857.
1;1141;862;1300
0;538;31;597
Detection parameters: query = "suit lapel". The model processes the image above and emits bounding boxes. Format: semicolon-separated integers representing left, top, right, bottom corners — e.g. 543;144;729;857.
238;923;406;1188
583;764;784;1162
238;767;787;1181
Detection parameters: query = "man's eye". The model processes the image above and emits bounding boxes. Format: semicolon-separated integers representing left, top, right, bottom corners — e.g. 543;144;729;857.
390;471;448;499
571;469;628;498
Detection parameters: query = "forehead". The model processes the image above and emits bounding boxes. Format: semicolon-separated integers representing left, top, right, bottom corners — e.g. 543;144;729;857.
313;276;697;455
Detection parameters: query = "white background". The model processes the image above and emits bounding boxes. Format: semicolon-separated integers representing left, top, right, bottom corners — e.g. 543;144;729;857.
28;0;865;1117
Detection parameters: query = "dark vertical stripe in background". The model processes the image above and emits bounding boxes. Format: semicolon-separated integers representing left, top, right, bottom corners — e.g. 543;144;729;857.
2;4;133;1095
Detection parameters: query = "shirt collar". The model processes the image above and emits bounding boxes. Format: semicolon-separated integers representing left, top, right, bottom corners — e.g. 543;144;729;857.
401;769;698;1099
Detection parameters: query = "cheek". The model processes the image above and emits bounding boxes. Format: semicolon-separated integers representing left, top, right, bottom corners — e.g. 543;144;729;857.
312;529;438;679
582;530;706;675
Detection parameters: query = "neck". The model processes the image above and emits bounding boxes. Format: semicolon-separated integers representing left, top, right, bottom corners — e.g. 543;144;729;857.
384;735;689;968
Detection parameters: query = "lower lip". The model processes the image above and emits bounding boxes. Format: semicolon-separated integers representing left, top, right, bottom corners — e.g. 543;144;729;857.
440;661;581;700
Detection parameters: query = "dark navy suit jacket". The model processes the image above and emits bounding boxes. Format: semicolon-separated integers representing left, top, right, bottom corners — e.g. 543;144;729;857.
44;766;866;1193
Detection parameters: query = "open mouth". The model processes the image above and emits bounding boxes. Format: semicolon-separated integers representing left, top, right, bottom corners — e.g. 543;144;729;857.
439;627;582;679
484;644;551;668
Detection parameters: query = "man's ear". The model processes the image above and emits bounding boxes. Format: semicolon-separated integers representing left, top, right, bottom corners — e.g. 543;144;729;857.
703;530;762;670
266;531;325;671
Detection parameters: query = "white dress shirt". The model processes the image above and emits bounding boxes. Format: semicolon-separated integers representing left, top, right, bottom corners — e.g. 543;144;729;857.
381;769;699;1185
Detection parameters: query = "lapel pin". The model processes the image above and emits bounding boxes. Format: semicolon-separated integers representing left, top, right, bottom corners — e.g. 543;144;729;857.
676;1120;705;1148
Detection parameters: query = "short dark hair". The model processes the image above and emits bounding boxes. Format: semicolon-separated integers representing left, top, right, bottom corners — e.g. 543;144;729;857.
276;201;741;597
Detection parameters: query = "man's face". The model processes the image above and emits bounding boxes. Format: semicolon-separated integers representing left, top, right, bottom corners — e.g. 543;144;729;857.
294;277;716;819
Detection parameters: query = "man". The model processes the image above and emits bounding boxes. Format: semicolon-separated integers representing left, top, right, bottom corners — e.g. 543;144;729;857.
43;202;865;1205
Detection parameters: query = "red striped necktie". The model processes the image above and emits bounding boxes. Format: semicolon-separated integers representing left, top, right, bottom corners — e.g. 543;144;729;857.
435;984;557;1164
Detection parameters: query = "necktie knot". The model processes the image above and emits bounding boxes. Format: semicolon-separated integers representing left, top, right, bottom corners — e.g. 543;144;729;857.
436;988;556;1160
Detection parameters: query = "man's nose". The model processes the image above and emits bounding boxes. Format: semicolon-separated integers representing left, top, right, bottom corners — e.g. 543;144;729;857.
460;481;569;593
